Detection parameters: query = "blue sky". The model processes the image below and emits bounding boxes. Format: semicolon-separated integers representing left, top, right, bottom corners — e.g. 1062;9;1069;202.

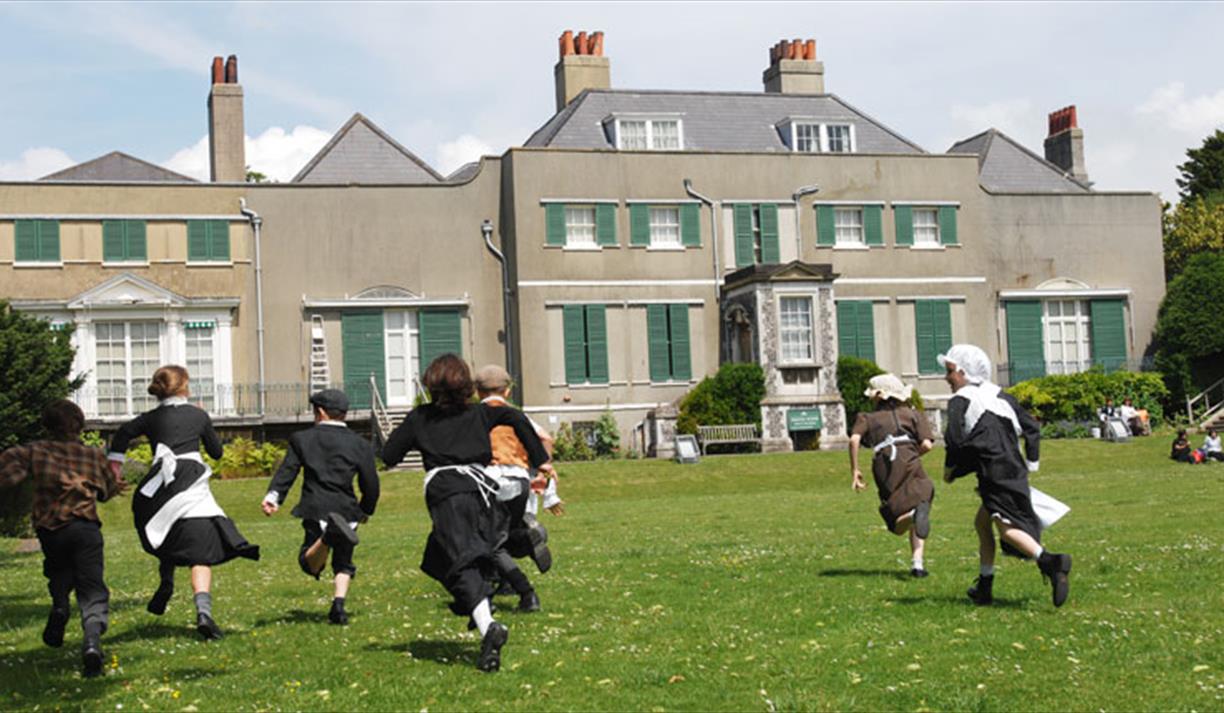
2;1;1222;200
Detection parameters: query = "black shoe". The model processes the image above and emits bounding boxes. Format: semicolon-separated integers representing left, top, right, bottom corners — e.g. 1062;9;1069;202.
329;603;349;626
476;622;508;672
1038;552;1072;608
324;513;359;548
968;575;994;605
910;568;929;579
81;639;104;678
494;579;515;596
913;501;931;540
517;590;541;613
196;613;224;641
527;522;552;574
43;607;69;648
147;585;173;616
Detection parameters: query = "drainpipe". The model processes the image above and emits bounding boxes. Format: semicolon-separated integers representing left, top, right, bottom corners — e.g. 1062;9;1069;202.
792;184;821;260
683;179;719;302
482;219;514;382
239;198;266;416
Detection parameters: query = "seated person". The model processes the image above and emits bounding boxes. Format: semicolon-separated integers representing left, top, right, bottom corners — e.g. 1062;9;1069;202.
1098;398;1119;424
1098;398;1129;440
1119;398;1146;436
1170;430;1196;463
1202;428;1223;462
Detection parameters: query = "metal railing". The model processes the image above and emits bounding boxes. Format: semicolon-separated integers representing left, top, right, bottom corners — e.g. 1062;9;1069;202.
369;374;394;446
70;381;351;422
1187;376;1224;426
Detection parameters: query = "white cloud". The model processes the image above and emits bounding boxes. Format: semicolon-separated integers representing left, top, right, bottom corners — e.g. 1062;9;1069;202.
1136;81;1224;135
163;126;332;182
946;98;1035;145
435;134;495;177
0;147;75;180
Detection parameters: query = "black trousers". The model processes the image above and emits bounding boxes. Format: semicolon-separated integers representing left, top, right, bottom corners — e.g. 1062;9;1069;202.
36;519;109;636
299;519;357;578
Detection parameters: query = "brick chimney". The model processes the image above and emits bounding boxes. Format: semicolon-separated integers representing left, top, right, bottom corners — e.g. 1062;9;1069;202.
554;30;610;112
1043;105;1090;185
208;55;246;183
763;39;824;94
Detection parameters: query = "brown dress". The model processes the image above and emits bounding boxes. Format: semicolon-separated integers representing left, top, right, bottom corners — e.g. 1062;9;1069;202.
852;404;935;533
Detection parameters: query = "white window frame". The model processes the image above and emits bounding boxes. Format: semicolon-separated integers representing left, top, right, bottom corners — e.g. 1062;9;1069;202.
794;122;822;153
778;295;816;365
912;207;940;247
786;121;856;153
607;115;685;151
184;322;217;411
648;206;682;249
825;124;853;153
94;321;163;418
564;206;598;249
1043;299;1092;375
834;207;865;246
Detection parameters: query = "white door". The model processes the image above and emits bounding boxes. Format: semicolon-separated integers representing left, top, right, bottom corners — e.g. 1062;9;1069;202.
384;311;419;407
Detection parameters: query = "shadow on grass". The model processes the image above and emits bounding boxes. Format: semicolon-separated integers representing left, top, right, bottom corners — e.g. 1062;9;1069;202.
366;638;474;666
252;609;331;626
0;644;126;703
885;595;1030;609
0;594;54;629
107;620;200;645
818;568;910;581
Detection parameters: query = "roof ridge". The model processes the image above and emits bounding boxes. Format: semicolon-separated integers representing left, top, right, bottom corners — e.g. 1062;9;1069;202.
40;150;198;182
984;128;1091;191
292;113;443;183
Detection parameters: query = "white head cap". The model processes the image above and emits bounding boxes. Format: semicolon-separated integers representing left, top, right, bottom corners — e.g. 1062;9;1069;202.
863;373;914;402
937;344;992;385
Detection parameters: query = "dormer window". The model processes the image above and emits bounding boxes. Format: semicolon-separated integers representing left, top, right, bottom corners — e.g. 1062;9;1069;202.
781;119;856;153
606;115;684;150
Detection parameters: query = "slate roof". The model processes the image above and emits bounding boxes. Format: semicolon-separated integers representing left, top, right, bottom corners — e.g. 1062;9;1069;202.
947;129;1090;193
445;161;481;183
293;113;443;184
524;89;925;154
39;151;197;182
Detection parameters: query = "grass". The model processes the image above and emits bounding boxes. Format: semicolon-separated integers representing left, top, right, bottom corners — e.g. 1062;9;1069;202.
2;433;1223;711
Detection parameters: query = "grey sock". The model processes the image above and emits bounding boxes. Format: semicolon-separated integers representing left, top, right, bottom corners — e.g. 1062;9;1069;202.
193;592;212;618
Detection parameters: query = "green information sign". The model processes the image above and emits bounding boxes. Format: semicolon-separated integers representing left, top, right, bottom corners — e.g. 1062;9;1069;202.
787;408;823;431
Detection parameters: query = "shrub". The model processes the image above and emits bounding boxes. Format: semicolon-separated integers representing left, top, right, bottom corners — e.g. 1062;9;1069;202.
676;363;766;435
117;437;286;481
552;422;594;462
1040;420;1095;440
591;407;621;459
80;431;106;449
836;356;885;433
1153;252;1224;404
1007;369;1169;426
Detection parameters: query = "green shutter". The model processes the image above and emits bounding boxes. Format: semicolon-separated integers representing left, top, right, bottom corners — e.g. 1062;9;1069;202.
1090;299;1127;372
668;304;691;381
680;203;701;247
187;220;209;262
15;220;38;262
103;221;126;262
1005;301;1046;383
933;300;952;372
939;205;958;246
208;220;230;261
126;220;147;262
418;309;463;377
816;205;835;246
646;304;671;382
856;301;876;362
545;204;566;246
341;310;386;409
895;205;914;246
584;304;608;384
563;305;587;384
630;204;651;246
596;204;617;246
837;301;858;358
37;220;59;262
759;203;780;263
864;205;883;246
733;204;754;267
915;300;945;375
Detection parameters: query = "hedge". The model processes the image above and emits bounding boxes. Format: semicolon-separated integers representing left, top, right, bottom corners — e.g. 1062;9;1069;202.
1007;369;1169;426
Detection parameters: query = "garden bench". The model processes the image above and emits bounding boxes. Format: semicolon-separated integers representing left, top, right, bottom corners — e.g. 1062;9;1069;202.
696;424;759;455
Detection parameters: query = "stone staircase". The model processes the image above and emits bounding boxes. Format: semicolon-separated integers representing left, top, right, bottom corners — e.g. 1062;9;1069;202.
1187;376;1224;432
370;376;422;471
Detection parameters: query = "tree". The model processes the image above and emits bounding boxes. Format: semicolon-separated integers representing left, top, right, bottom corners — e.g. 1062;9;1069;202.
1177;129;1224;204
1162;197;1224;280
0;302;82;536
245;167;269;183
1152;252;1224;404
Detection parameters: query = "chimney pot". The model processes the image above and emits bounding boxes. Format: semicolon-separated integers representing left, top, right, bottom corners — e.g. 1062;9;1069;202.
559;30;575;58
591;31;604;56
804;40;816;60
225;55;238;84
791;38;803;59
576;31;588;55
211;56;224;85
763;37;824;94
554;29;611;111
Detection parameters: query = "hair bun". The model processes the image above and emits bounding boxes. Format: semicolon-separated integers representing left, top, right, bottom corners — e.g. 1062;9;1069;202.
148;365;190;399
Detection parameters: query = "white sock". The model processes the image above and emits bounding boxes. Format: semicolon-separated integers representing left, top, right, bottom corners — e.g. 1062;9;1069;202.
1031;545;1044;559
980;564;995;577
471;599;494;636
912;556;924;571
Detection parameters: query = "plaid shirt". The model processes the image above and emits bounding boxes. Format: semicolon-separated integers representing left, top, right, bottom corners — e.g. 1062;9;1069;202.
0;440;123;531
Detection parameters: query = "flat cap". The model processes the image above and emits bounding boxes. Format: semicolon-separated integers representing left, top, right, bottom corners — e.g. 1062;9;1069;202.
309;388;349;413
475;364;512;392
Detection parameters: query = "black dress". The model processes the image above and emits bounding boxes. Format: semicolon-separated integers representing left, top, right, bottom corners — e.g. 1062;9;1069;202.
381;402;549;616
110;401;259;566
944;390;1042;558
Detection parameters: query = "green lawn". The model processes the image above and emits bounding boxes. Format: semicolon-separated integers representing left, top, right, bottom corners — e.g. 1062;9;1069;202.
2;434;1223;711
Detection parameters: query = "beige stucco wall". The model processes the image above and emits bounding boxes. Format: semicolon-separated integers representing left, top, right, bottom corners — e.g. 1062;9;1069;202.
0;183;257;384
244;158;508;388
